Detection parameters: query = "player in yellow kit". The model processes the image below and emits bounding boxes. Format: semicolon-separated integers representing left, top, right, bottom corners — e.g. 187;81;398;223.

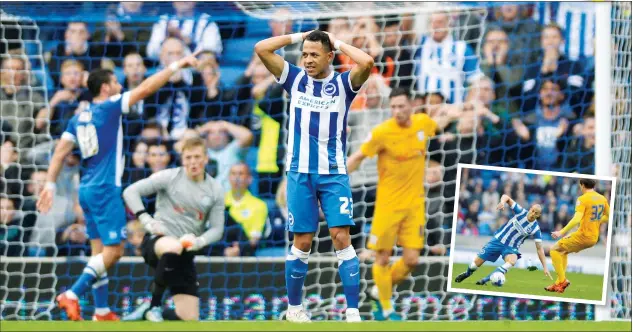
547;178;610;293
347;88;455;320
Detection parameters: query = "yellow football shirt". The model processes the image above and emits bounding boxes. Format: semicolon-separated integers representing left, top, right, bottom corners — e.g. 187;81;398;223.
360;113;437;210
575;190;610;239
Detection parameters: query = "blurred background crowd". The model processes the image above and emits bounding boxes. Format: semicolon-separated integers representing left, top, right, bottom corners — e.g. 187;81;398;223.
0;1;622;258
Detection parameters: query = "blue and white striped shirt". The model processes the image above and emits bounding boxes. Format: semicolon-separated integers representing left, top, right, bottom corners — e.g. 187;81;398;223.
413;35;482;104
146;13;223;60
276;61;358;174
494;203;542;249
533;2;595;61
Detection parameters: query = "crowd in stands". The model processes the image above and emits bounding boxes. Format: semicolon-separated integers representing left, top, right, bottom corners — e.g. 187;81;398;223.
456;168;612;243
0;2;603;257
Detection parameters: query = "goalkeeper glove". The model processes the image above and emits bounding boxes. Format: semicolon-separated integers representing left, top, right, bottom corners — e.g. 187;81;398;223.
179;233;205;251
138;213;167;235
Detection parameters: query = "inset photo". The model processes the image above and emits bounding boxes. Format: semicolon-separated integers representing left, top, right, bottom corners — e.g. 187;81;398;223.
447;164;616;305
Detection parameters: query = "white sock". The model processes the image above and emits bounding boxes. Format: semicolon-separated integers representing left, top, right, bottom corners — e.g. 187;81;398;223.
346;308;359;315
288;304;303;312
288;246;310;264
501;262;513;272
94;308;111;315
335;245;356;266
65;290;78;300
469;262;478;270
86;254;107;276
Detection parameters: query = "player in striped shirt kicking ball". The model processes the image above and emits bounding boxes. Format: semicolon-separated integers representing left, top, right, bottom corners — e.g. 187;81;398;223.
454;194;552;285
255;30;374;322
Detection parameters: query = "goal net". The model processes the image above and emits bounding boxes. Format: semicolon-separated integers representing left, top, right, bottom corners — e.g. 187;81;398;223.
0;1;630;321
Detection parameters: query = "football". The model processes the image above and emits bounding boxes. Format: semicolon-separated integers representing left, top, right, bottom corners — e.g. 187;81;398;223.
490;272;506;287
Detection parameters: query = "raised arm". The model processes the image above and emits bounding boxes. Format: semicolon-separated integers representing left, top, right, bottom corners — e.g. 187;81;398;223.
127;53;200;107
254;31;311;79
326;32;374;89
496;194;516;211
36;138;75;213
221;121;253;148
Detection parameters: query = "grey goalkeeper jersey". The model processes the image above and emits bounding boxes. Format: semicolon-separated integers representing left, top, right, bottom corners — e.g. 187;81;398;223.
123;167;225;246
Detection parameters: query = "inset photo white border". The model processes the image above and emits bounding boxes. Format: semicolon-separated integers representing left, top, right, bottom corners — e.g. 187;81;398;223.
447;164;617;306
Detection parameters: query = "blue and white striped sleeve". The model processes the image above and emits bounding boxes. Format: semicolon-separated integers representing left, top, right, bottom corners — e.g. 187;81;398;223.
462;43;483;83
275;61;302;94
340;71;360;100
511;202;526;215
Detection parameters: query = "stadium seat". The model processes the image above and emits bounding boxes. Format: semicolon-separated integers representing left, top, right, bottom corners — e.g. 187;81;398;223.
219;64;247;86
221;37;260;66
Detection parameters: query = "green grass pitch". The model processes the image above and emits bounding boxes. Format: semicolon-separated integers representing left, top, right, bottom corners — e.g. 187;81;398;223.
1;321;631;332
450;263;604;301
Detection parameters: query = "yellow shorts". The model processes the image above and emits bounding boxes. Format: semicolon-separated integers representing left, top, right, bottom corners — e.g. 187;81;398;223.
367;204;425;251
557;233;597;254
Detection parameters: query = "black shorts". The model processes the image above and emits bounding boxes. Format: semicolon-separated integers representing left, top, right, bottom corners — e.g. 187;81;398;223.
140;234;199;297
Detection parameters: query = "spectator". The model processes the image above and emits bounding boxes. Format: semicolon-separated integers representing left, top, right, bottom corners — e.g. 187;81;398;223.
239;60;285;198
480;27;524;106
123;53;147;92
332;16;382;73
0;138;21;196
532;2;596;61
414;11;483;104
91;1;156;67
198;120;253;193
520;23;587;117
222;163;268;257
56;223;90;257
488;4;542;66
146;1;222;60
189;52;240;127
125;220;146;256
512;78;574;171
482;180;500;209
376;15;414;89
268;8;300;65
1;56;47;151
139;120;165;140
565;116;596;174
45;21;100;88
36;59;89;139
123;139;150;186
146;139;172;174
144;37;205;139
0;195;36;256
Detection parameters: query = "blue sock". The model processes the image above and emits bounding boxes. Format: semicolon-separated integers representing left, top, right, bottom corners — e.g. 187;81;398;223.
70;266;98;298
285;246;309;306
337;246;360;309
92;273;110;310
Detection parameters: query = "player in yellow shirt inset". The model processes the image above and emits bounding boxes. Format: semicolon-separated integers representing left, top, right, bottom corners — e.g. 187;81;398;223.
547;178;610;293
347;88;455;320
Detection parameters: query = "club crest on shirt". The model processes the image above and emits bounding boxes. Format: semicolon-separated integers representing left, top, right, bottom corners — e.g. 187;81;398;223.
417;131;425;141
323;82;337;96
288;212;295;226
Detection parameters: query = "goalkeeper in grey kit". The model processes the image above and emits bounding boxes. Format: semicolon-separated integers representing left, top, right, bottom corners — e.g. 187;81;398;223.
122;137;225;321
